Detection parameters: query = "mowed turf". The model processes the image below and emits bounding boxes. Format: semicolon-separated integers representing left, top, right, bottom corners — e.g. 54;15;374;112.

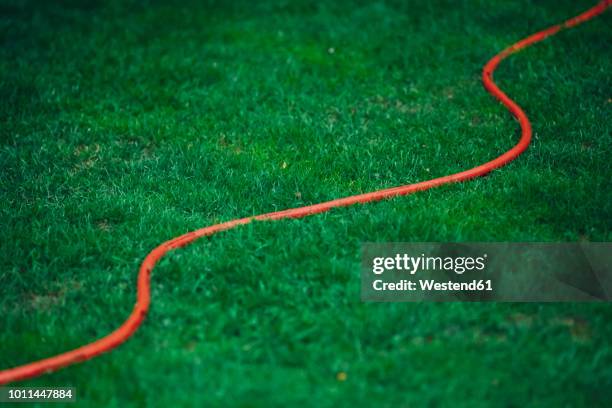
1;0;611;406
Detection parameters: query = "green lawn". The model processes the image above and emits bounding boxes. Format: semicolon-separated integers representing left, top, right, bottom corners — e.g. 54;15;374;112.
1;0;611;406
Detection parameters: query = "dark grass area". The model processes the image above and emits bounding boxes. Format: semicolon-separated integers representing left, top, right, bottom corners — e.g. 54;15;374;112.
1;0;611;406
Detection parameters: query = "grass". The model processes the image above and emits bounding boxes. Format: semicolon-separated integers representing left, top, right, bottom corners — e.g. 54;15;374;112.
1;0;611;406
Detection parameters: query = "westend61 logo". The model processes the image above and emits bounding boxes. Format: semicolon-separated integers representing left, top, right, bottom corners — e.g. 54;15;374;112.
369;252;492;294
372;253;488;275
361;243;612;302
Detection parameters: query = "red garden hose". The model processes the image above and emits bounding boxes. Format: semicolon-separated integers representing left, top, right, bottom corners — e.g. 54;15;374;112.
1;0;609;385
